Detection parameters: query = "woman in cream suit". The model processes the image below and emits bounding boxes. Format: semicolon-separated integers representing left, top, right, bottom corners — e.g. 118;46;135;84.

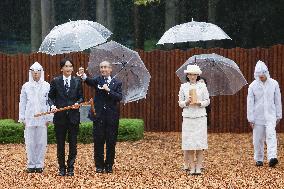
178;65;210;175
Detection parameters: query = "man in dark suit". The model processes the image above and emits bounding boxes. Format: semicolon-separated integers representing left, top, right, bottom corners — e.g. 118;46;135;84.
49;59;84;176
77;61;122;173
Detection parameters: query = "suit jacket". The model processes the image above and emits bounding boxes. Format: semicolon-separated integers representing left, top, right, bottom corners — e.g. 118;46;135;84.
48;75;84;125
85;76;122;120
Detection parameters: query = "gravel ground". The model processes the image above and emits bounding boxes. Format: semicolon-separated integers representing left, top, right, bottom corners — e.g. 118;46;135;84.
0;132;283;189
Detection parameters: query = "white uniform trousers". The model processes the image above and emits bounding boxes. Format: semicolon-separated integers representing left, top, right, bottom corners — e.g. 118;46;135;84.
24;126;47;168
253;121;277;161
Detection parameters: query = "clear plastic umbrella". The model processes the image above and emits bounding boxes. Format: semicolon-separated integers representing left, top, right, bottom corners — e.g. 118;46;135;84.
39;20;112;55
157;19;231;44
176;53;247;96
88;40;151;103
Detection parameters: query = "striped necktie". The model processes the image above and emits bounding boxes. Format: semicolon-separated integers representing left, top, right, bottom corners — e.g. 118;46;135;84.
65;79;69;93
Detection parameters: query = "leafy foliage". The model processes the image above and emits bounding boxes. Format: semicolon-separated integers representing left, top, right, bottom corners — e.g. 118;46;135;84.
134;0;160;6
1;0;284;53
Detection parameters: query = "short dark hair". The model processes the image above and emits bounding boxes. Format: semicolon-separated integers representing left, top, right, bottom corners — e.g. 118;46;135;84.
185;75;190;82
60;59;73;68
185;75;207;84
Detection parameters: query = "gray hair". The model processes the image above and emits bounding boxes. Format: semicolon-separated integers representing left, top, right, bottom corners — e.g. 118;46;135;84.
100;61;112;67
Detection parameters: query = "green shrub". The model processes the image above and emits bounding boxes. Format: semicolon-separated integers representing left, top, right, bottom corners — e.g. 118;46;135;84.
78;122;94;144
47;125;57;144
0;119;18;125
0;119;24;143
118;119;144;141
0;119;144;144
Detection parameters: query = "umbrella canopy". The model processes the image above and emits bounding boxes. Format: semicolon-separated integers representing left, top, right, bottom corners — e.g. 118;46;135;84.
157;19;231;44
88;40;151;103
176;53;247;96
39;20;112;55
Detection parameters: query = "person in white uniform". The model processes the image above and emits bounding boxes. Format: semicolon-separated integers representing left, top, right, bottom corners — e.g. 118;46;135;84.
247;60;282;167
19;62;52;173
178;65;210;175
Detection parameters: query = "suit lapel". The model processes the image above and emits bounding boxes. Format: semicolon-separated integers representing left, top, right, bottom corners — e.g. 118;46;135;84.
108;77;116;90
69;76;76;96
98;76;105;87
59;76;66;96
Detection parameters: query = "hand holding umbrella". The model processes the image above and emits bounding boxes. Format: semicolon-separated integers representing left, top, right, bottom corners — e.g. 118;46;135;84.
87;41;151;104
77;67;110;91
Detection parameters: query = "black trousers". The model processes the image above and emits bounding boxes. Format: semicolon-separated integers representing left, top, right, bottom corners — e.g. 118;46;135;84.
93;112;119;168
55;119;79;170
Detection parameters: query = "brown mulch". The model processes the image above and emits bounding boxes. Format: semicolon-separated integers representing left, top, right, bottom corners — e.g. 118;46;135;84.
0;132;284;189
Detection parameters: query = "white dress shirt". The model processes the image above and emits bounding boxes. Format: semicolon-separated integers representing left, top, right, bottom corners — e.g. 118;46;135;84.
63;75;71;87
104;76;112;84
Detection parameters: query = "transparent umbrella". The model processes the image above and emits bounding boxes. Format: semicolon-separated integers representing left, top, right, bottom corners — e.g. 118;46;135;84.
157;19;231;44
88;40;151;103
39;20;112;55
176;53;247;96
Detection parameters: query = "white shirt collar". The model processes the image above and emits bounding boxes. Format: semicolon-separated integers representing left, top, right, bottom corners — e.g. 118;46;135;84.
104;76;112;83
63;75;71;81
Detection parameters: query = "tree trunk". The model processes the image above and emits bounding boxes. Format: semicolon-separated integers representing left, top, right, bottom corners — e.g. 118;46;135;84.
106;0;114;31
80;0;88;19
177;0;187;24
207;0;219;48
96;0;113;30
164;0;178;49
31;0;42;52
133;5;144;49
96;0;107;26
165;0;178;30
41;0;55;40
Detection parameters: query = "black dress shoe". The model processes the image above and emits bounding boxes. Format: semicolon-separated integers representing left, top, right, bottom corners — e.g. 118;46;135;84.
96;167;104;173
58;169;66;176
256;161;263;166
35;168;43;173
26;168;36;173
67;171;74;176
105;165;113;173
67;168;74;176
269;158;278;167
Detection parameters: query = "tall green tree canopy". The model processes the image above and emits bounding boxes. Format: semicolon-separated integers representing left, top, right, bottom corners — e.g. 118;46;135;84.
1;0;284;53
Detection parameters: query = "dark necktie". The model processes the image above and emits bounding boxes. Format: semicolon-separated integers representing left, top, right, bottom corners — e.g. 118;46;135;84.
65;79;69;93
104;77;108;84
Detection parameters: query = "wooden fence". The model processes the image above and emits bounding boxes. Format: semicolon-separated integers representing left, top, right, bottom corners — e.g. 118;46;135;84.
1;45;284;132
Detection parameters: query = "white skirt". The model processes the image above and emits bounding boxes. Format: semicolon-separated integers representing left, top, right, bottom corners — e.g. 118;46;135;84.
182;116;208;150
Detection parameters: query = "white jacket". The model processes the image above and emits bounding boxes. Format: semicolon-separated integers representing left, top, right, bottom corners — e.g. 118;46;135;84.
19;62;53;127
247;61;282;124
178;81;210;118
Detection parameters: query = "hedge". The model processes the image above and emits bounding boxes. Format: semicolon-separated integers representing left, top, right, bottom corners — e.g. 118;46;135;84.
0;119;144;144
